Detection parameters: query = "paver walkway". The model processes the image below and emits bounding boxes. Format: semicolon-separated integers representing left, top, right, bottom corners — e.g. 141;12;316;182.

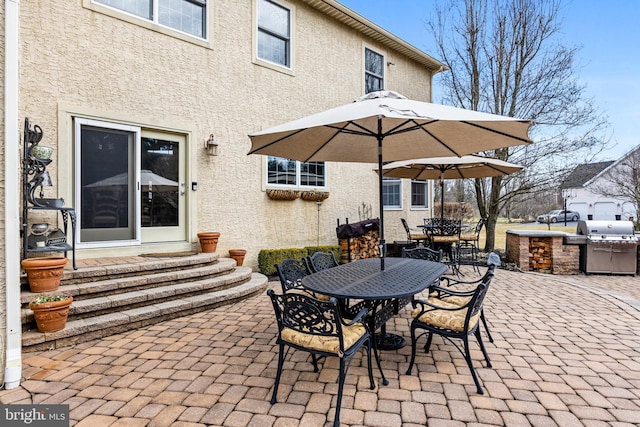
2;266;640;426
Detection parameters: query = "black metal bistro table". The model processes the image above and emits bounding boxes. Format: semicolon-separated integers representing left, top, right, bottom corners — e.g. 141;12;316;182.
302;257;447;384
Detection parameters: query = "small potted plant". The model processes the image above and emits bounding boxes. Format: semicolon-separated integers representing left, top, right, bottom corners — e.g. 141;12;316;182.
21;256;68;293
29;294;73;333
228;249;247;266
197;232;220;253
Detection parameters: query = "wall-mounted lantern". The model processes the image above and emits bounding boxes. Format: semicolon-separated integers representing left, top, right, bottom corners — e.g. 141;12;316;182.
205;134;219;156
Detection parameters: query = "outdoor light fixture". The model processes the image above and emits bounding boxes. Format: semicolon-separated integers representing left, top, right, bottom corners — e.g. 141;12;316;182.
205;134;219;156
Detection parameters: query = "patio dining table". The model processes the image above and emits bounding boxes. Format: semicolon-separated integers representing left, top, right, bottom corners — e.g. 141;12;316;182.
302;257;447;384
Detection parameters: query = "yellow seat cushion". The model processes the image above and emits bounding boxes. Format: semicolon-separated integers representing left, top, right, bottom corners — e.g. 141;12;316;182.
459;234;478;241
309;291;331;301
412;300;479;332
289;289;332;301
431;236;459;243
281;322;367;356
409;234;428;240
432;294;472;306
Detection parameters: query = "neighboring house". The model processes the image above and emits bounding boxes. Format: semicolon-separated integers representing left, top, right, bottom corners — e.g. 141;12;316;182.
560;146;639;221
1;1;445;384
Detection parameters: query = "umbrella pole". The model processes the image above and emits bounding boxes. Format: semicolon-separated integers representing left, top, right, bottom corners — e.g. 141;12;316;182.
377;126;385;271
440;171;445;221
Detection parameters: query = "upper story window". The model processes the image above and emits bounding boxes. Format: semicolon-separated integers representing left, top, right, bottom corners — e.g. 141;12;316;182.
411;180;429;209
257;0;291;67
268;156;326;188
95;0;207;39
365;47;384;93
383;178;401;209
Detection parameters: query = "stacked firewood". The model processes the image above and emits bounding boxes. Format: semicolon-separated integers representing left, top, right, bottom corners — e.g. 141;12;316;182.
529;238;552;273
339;230;381;263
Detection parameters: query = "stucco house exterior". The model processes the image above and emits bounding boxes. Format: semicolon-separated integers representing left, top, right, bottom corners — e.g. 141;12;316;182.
2;1;445;386
561;145;639;222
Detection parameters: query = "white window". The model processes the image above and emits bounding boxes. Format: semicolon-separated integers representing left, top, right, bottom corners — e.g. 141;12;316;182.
411;180;429;209
257;0;291;67
365;47;384;93
267;156;326;188
383;178;401;209
95;0;207;39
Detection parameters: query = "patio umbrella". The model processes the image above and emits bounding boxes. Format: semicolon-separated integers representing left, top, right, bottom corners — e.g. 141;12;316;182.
378;155;524;219
85;170;179;192
248;91;532;269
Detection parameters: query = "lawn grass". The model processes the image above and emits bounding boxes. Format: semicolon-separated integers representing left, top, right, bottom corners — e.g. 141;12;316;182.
479;219;577;251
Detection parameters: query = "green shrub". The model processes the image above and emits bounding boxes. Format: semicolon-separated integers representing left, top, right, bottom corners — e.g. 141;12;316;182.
258;246;341;276
258;248;308;276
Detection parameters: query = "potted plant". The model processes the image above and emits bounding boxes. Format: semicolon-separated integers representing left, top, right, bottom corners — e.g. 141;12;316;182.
197;232;220;253
229;249;247;266
21;256;68;293
29;294;73;333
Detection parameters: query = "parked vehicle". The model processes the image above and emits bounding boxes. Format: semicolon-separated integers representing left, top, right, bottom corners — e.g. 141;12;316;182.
537;210;580;223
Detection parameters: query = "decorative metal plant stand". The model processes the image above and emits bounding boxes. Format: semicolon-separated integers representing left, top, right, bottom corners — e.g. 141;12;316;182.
22;117;77;269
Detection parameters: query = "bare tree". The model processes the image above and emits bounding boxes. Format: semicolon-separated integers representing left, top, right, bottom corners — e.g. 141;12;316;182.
592;147;640;228
428;0;608;250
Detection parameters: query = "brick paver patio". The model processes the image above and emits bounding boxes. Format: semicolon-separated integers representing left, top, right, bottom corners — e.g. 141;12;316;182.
2;266;640;426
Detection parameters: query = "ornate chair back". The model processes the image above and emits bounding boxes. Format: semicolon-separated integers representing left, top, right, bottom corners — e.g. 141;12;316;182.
306;251;339;273
275;258;311;293
401;247;443;262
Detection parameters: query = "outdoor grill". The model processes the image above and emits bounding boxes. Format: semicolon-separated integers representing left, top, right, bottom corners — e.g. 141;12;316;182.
564;220;638;274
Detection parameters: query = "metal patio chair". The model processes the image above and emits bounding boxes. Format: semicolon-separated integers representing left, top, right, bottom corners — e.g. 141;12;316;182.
438;252;500;342
457;218;486;273
267;289;375;427
401;218;430;246
406;269;494;394
305;251;339;273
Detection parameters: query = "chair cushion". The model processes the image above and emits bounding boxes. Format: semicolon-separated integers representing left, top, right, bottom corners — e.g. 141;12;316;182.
412;300;479;332
459;234;478;241
432;294;472;306
289;288;332;301
431;236;459;243
281;322;367;356
409;234;428;240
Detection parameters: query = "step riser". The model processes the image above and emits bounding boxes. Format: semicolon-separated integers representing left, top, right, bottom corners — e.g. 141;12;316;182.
21;254;268;352
23;285;266;353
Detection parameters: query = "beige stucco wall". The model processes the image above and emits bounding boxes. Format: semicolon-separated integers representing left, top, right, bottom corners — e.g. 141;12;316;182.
1;0;7;377
17;0;436;269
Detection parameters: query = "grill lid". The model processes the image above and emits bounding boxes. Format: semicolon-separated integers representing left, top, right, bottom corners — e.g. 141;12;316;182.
577;220;638;243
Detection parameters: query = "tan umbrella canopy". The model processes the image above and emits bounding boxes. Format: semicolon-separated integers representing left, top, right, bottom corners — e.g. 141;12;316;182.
85;170;179;192
248;91;532;269
379;155;524;219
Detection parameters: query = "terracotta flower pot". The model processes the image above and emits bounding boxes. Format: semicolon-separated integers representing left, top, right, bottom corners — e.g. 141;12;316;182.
29;296;73;333
197;232;220;253
229;249;247;266
21;257;68;293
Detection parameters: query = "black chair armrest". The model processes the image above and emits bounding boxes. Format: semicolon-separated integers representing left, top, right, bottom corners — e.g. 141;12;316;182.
412;297;467;315
343;307;369;326
429;285;474;300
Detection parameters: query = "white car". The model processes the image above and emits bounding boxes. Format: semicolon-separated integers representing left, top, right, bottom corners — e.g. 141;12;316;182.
537;210;580;223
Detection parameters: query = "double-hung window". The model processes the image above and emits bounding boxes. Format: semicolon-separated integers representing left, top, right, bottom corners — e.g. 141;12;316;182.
268;156;325;188
257;0;291;67
382;178;401;209
411;180;429;209
94;0;207;39
365;47;384;93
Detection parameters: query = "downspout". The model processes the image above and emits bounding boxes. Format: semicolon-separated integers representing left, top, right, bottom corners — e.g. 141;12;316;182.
4;0;22;389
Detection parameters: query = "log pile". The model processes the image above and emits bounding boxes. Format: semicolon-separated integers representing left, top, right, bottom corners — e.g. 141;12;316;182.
339;230;380;263
529;237;552;273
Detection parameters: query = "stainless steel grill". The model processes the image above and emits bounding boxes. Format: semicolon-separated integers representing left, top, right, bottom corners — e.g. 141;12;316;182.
566;220;638;274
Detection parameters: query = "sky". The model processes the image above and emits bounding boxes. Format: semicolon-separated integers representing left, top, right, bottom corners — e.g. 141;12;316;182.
338;0;639;162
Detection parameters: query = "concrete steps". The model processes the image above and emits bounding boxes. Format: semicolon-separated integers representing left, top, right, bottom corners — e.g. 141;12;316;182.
20;253;268;352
